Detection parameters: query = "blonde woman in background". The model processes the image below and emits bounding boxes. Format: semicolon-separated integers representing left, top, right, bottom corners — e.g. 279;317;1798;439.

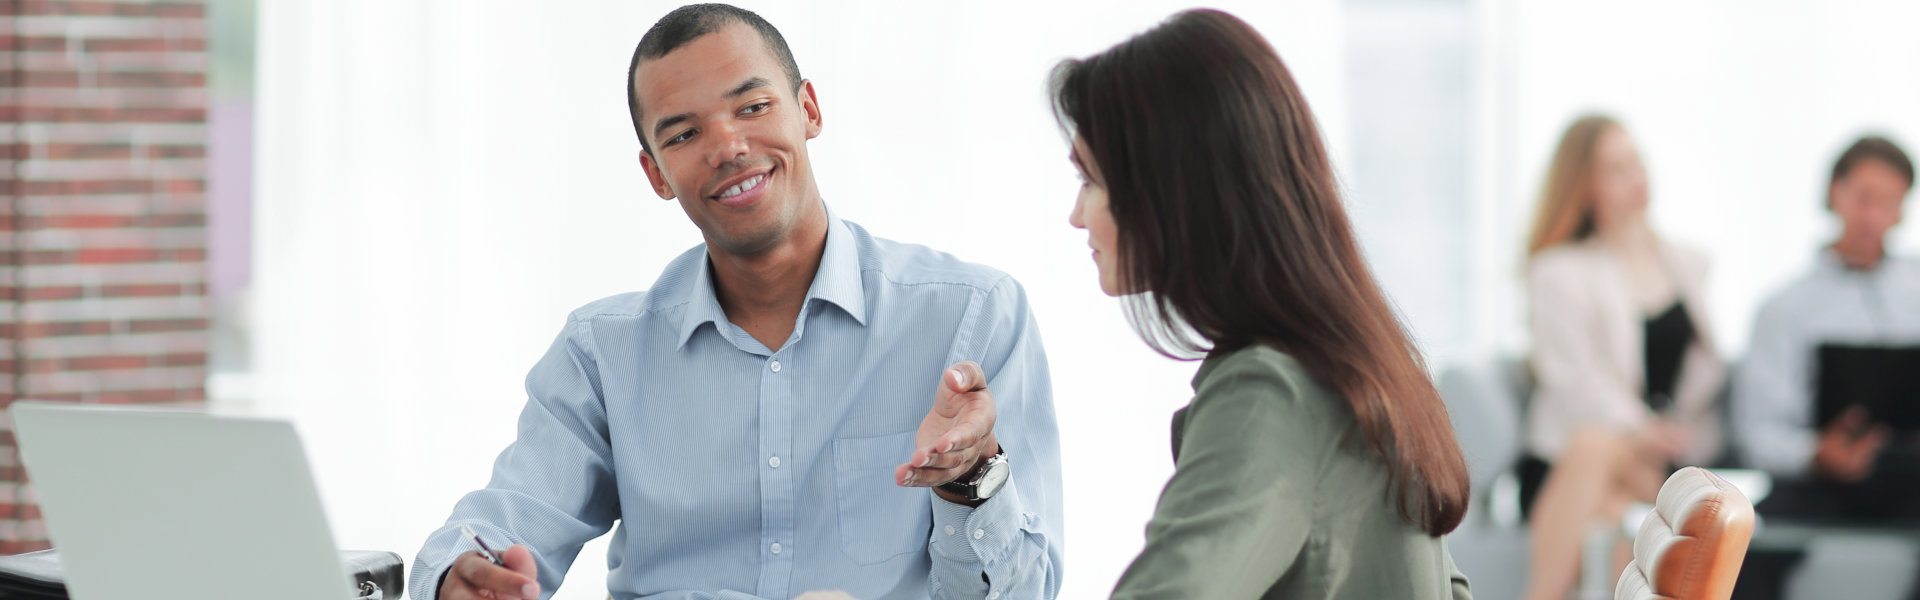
1519;115;1726;600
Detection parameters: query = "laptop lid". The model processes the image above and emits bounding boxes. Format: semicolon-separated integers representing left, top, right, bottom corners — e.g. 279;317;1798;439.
10;402;353;600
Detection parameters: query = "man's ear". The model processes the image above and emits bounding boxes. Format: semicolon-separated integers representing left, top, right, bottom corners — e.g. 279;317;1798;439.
639;149;675;200
798;79;823;140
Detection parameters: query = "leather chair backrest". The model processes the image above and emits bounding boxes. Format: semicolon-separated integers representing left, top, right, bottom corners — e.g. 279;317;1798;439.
1614;467;1755;600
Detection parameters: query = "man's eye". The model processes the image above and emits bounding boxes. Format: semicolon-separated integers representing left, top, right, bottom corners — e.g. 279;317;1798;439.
665;130;695;146
741;102;771;115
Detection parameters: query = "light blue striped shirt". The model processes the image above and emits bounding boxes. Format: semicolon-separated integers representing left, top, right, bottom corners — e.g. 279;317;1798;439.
1734;249;1920;477
410;212;1063;600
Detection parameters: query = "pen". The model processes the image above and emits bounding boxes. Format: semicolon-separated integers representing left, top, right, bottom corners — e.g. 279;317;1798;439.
461;524;507;567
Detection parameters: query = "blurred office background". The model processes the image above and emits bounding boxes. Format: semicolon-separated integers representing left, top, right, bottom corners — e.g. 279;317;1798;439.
4;0;1920;598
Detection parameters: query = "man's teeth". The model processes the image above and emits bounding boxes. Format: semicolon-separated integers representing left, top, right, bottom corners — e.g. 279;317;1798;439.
718;174;766;199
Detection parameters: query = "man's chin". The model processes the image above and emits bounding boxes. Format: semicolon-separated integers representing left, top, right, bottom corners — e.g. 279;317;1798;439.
706;224;789;258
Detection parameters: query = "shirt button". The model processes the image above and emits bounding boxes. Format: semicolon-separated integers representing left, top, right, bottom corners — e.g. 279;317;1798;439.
973;529;985;540
989;593;1000;600
768;456;781;468
944;525;956;536
770;360;782;373
770;542;782;555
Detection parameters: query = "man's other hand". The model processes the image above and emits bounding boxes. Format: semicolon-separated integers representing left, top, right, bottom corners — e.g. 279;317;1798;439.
1814;406;1890;484
439;544;540;600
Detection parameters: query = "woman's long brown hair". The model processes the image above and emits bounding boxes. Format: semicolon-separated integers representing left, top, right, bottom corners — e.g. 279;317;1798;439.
1526;114;1622;258
1052;9;1468;536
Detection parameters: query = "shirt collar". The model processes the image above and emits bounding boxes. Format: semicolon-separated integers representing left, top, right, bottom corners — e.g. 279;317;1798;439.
806;209;870;327
675;207;868;350
1818;246;1888;274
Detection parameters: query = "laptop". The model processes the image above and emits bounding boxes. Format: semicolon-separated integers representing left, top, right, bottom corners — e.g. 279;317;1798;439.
10;402;358;600
1815;344;1920;433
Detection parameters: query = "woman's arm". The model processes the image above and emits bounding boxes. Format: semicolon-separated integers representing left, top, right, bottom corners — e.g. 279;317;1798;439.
1529;257;1653;457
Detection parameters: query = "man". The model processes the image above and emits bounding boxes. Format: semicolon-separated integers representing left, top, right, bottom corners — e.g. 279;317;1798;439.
1732;136;1920;600
1735;135;1920;518
1743;135;1920;496
409;5;1063;599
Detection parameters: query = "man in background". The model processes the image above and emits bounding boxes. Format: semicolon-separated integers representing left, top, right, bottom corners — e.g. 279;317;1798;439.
1734;135;1920;599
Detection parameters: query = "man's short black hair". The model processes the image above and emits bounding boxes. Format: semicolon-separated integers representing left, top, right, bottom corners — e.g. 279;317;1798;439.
627;4;803;154
1831;135;1915;193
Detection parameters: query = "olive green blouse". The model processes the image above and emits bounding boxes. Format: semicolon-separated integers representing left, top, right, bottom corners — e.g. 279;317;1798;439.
1109;344;1473;599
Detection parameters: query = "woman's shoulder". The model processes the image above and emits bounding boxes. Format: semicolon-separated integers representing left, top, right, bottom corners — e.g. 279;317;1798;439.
1657;237;1712;279
1197;343;1301;384
1529;240;1609;271
1527;242;1609;291
1187;345;1348;460
1194;344;1337;413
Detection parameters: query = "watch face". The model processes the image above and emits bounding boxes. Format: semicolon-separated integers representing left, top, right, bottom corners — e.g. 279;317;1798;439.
976;459;1011;499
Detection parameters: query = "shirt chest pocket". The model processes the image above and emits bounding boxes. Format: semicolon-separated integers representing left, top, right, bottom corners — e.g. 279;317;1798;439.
832;430;931;565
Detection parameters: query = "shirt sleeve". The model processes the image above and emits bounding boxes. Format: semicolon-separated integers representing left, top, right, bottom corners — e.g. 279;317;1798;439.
1109;357;1319;599
926;276;1064;600
409;316;622;600
1732;296;1818;478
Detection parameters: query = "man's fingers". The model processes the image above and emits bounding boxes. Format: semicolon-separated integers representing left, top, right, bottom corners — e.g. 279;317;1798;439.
944;361;987;394
904;465;968;486
1838;406;1869;430
895;460;969;487
916;447;977;471
936;399;995;454
1861;425;1893;450
500;545;539;579
897;448;974;482
896;463;936;486
452;552;539;600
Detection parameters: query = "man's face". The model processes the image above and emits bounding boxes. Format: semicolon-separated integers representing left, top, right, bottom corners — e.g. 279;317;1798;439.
635;23;822;257
1831;158;1910;245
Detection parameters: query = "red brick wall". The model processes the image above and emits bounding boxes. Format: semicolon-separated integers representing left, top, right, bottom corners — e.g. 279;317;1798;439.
0;0;208;554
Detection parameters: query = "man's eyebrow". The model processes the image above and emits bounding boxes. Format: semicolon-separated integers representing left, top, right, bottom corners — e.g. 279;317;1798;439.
727;76;772;99
652;112;695;142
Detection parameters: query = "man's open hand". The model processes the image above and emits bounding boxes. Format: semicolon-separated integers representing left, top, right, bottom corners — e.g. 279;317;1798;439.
896;361;999;501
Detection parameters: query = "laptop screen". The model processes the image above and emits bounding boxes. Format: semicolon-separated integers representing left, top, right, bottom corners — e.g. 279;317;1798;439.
10;403;354;600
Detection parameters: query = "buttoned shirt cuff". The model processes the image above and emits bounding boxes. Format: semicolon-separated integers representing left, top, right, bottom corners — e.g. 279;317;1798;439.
412;547;468;600
409;522;517;600
928;475;1028;567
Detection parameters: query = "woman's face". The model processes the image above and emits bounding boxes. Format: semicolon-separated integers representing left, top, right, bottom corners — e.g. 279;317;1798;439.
1067;136;1124;296
1588;126;1650;232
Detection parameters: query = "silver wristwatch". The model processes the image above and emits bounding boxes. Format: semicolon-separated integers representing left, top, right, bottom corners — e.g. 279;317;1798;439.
939;451;1010;501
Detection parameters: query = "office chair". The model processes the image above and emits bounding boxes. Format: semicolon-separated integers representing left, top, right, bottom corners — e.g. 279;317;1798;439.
1614;467;1755;600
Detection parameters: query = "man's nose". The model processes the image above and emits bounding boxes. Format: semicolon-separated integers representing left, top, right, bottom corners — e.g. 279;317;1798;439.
705;121;750;168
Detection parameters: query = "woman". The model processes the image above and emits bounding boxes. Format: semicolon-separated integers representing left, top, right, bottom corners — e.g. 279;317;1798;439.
1054;10;1472;599
1519;115;1726;600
